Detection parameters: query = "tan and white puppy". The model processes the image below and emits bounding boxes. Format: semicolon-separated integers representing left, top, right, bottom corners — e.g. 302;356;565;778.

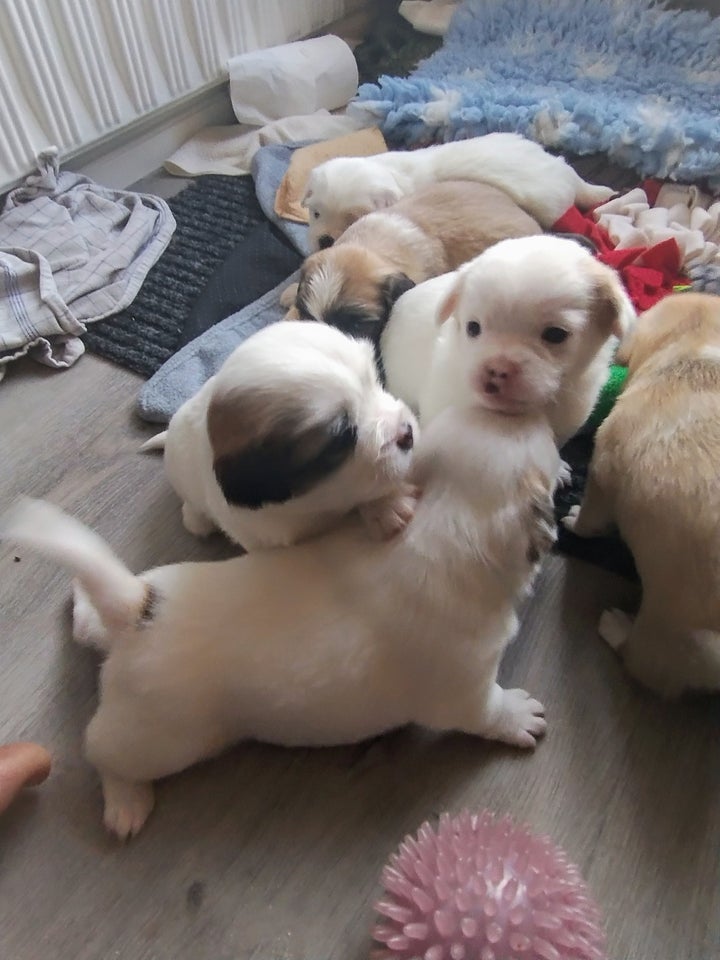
381;235;635;446
290;179;542;343
304;132;613;249
2;401;558;838
142;321;417;552
564;292;720;698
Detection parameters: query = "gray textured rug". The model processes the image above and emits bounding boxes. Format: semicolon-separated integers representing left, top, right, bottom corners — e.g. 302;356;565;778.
83;175;266;376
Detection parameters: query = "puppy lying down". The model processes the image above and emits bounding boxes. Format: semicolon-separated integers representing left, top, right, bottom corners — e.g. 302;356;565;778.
303;131;614;249
288;180;542;343
565;292;720;698
3;404;559;838
142;321;417;551
381;235;636;446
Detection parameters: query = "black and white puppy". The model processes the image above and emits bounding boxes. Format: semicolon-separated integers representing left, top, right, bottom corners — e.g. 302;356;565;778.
142;321;417;551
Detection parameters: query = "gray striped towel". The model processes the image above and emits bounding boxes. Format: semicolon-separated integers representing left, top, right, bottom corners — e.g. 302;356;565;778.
0;149;175;380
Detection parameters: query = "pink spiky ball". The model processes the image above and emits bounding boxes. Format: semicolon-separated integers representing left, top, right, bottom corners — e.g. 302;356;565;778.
372;810;606;960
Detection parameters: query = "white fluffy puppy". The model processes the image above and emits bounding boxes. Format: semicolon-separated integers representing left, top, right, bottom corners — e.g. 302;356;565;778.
3;403;559;838
142;321;417;551
381;235;635;446
304;132;614;249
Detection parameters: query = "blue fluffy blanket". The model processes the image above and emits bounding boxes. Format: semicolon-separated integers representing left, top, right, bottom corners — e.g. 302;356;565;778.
355;0;720;187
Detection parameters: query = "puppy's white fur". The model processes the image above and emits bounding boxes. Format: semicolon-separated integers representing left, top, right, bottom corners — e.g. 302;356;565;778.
3;405;559;838
381;235;635;445
143;321;417;551
564;292;720;698
304;132;614;248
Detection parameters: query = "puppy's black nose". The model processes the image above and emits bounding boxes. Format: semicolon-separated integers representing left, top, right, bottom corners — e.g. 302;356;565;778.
396;422;414;451
318;235;334;249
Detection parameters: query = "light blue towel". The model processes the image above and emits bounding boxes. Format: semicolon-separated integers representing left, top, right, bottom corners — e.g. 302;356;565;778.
137;142;310;423
355;0;720;188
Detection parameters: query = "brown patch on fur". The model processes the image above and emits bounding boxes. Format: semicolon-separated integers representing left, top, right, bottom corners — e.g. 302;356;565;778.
137;583;160;627
392;180;542;271
206;385;272;462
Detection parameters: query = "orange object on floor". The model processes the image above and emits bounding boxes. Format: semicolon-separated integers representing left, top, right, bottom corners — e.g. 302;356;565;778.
0;742;51;814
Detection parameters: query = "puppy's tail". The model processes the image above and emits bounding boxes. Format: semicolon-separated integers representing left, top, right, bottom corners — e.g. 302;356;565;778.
139;430;167;453
574;177;615;210
1;498;148;632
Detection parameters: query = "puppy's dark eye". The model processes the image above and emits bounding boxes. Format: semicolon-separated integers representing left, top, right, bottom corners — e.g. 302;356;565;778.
542;326;569;344
466;320;481;338
313;210;320;220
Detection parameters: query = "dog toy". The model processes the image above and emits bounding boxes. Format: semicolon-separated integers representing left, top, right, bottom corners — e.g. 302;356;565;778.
372;809;606;960
586;363;628;432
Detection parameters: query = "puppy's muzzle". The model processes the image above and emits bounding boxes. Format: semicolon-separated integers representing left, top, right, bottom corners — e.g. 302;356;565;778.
318;235;334;250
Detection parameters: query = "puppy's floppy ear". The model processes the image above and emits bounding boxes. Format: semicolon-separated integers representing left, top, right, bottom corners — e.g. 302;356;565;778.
590;262;636;340
437;273;465;326
380;272;416;314
367;185;402;211
613;320;636;366
209;403;358;510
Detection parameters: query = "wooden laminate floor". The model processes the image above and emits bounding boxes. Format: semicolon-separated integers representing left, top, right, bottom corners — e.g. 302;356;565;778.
1;338;719;960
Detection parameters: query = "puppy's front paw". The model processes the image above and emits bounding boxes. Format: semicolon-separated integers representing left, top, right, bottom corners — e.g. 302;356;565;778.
491;689;547;749
102;776;155;840
360;486;420;540
279;282;299;309
556;460;573;489
181;503;216;538
598;607;632;651
561;504;581;532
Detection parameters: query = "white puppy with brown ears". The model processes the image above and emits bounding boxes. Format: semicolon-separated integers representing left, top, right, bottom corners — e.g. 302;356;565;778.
2;396;558;838
142;321;417;551
564;292;720;698
303;132;614;250
381;235;635;446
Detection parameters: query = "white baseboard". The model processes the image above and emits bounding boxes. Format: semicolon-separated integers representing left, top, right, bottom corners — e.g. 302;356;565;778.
64;83;236;190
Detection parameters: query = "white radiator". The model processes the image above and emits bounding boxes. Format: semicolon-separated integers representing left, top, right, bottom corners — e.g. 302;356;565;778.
0;0;365;191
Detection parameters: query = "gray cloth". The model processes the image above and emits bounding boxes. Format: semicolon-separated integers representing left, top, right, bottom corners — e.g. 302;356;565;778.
136;273;297;424
0;149;175;377
137;140;315;423
251;142;312;256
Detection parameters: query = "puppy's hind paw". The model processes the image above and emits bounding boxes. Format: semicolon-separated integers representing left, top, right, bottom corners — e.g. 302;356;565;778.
102;776;155;840
598;607;632;651
556;460;573;489
360;486;420;540
561;504;581;532
481;688;547;749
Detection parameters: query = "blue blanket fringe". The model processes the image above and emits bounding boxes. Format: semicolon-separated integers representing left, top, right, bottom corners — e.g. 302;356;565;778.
356;0;720;187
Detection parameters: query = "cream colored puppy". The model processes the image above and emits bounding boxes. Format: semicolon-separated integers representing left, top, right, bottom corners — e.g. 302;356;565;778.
563;292;720;698
381;235;635;446
304;132;613;248
3;403;559;839
142;321;417;551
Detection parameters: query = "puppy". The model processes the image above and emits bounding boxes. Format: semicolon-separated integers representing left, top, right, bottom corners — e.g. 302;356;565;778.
564;292;720;698
291;180;542;343
3;404;559;838
303;132;614;249
381;235;636;446
141;321;417;552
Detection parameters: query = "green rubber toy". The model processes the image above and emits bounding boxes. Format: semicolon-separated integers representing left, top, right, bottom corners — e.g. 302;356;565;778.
587;363;628;431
